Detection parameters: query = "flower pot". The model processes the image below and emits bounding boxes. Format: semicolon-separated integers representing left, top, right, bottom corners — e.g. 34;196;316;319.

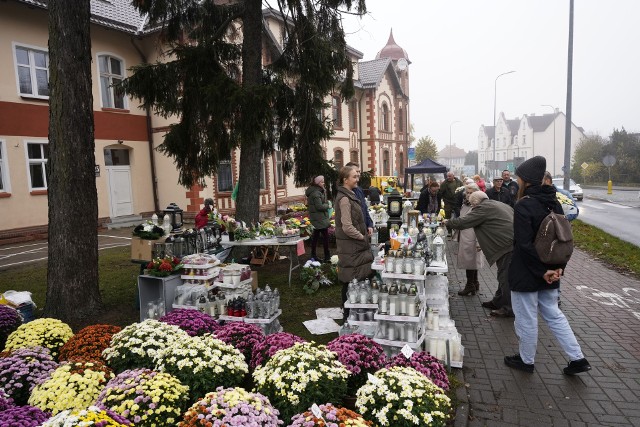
342;395;357;411
229;233;235;241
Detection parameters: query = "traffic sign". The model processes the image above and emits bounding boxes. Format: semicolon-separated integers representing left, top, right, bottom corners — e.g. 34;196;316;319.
603;155;616;167
581;162;588;170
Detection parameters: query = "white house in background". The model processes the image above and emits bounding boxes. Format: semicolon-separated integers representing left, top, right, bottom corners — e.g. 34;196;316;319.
478;110;585;178
437;144;466;176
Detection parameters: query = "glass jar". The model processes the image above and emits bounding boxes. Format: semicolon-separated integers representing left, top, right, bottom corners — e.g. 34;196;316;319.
371;280;380;304
413;254;425;276
403;256;414;274
407;284;418;317
406;323;417;343
394;255;404;274
387;322;396;341
358;283;370;304
378;288;389;314
385;251;395;272
388;283;398;316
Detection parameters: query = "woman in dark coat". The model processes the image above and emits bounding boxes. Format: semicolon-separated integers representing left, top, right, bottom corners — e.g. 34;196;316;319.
504;156;591;376
306;175;331;262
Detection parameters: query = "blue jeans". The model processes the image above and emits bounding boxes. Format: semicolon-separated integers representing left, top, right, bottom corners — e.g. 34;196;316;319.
511;289;584;365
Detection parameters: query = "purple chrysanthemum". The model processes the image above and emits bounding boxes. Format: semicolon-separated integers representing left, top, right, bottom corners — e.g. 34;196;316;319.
0;305;22;350
250;332;305;369
327;334;386;395
158;308;220;336
214;322;264;364
385;351;450;391
0;346;58;405
0;405;50;427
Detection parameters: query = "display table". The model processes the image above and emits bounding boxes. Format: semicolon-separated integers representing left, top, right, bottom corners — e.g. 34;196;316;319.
222;237;308;285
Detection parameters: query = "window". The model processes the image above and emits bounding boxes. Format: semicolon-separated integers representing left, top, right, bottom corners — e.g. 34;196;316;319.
275;151;284;186
398;107;404;132
522;135;526;145
260;157;266;190
382;150;390;176
15;45;49;98
217;160;233;192
26;142;49;190
0;141;9;193
381;103;389;131
334;149;343;170
398;152;404;176
98;54;126;109
348;100;357;130
104;149;130;166
332;96;342;127
350;150;358;164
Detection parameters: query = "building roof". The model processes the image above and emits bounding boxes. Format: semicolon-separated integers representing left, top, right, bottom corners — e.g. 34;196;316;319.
527;113;556;132
482;125;495;139
356;58;404;96
375;29;409;61
437;145;466;158
17;0;150;34
507;119;520;134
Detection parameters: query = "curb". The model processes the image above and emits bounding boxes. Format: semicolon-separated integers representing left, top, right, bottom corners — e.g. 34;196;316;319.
585;194;640;208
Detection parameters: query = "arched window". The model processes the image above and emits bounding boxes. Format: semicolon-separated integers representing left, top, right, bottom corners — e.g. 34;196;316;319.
398;107;404;132
398;152;404;176
381;103;389;131
348;101;357;130
332;96;342;128
382;150;390;176
334;149;343;170
350;150;359;164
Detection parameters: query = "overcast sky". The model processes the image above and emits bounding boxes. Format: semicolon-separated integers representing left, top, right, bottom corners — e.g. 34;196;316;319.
342;0;640;153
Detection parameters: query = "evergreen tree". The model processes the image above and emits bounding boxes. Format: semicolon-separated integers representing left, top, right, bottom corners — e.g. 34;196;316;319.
122;0;366;224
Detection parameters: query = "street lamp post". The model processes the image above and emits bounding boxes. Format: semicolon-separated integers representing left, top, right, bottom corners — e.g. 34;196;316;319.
492;70;516;178
449;120;460;172
542;104;556;175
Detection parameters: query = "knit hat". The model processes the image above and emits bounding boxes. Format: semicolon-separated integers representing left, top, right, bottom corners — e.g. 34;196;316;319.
515;156;546;184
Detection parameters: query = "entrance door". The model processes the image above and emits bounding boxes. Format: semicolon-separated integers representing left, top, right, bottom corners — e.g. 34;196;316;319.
104;148;133;217
106;166;133;217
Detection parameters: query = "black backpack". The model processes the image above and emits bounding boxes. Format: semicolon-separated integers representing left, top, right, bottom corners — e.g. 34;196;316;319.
534;207;574;265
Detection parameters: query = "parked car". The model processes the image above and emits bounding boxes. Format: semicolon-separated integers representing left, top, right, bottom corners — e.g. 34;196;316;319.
552;178;583;201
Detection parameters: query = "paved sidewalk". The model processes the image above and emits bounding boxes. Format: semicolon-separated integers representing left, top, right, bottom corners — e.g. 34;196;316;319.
447;242;640;426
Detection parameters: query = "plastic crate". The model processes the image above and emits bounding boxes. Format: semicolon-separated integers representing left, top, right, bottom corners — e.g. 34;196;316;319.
17;303;35;323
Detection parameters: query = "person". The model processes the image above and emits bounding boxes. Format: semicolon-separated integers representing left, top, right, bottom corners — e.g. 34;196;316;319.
473;174;486;192
543;171;579;221
456;182;486;296
486;177;513;207
504;156;591;375
335;165;374;321
194;198;214;229
416;182;441;215
345;162;373;237
368;184;382;205
444;191;514;317
502;169;519;200
306;175;331;263
438;172;463;219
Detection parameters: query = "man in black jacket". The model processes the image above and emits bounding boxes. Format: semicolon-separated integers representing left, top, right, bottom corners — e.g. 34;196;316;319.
486;177;513;207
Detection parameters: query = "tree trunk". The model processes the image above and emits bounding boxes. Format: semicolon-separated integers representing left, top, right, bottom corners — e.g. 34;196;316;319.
45;0;101;324
235;0;263;226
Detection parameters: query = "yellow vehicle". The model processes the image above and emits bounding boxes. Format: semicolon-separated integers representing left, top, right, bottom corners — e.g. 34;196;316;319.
369;176;402;194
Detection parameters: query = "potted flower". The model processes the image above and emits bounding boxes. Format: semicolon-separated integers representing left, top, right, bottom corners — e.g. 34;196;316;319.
0;346;58;405
355;366;451;427
58;324;122;364
0;305;23;350
0;405;50;427
158;308;220;336
327;334;386;397
40;406;132;426
102;319;189;373
300;260;332;294
0;390;13;412
145;255;182;277
214;322;265;365
288;403;372;427
153;334;248;400
179;387;283;427
250;332;306;370
385;351;450;391
28;361;114;415
4;318;73;359
253;342;350;423
96;368;189;426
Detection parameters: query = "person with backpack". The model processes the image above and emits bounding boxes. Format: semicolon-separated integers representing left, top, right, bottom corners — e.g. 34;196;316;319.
504;156;591;376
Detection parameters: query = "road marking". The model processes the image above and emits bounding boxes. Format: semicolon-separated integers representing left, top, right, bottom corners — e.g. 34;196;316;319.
0;242;48;251
0;243;129;269
580;202;604;210
97;235;133;240
601;202;632;209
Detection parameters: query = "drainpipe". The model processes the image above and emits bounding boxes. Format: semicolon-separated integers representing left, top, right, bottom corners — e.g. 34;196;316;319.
357;90;365;171
131;37;160;213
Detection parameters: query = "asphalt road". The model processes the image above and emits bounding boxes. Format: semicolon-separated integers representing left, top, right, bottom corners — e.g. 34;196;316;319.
580;187;640;248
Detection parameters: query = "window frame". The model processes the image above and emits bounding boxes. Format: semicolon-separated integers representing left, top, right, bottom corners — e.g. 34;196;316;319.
260;157;267;190
24;140;49;191
348;100;357;130
331;95;342;128
334;149;344;170
275;151;285;187
97;52;128;110
381;103;390;131
13;42;50;99
217;160;233;192
0;140;10;194
382;150;390;176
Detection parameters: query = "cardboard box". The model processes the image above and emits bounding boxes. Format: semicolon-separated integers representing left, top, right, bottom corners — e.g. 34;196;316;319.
251;271;258;291
131;237;161;261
